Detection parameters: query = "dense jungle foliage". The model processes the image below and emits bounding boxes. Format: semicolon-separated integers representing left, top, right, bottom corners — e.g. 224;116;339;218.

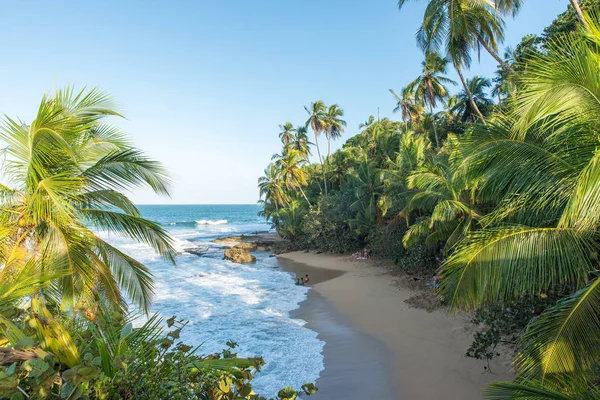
259;1;600;398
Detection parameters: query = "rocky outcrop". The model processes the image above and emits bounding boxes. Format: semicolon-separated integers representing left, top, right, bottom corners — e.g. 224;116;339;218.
223;244;256;264
212;233;288;253
183;246;209;256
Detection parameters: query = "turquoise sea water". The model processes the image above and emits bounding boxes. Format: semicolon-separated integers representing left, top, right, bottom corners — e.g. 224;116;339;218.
98;205;323;396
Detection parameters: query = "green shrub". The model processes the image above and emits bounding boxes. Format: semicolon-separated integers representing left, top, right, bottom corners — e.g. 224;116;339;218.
298;191;360;253
0;308;317;400
366;222;438;276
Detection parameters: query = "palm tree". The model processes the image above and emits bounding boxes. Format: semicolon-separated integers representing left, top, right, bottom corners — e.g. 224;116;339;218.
305;100;328;195
402;149;479;251
323;104;347;159
380;130;432;217
451;76;493;122
455;63;487;124
399;0;515;74
275;200;306;240
291;125;312;162
258;164;288;210
441;18;600;396
495;0;587;28
398;0;511;123
278;122;296;146
0;87;175;313
273;150;312;207
349;156;386;231
390;87;425;130
406;51;455;148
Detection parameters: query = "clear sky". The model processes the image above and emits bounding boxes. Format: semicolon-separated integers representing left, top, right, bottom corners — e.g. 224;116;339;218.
0;1;569;204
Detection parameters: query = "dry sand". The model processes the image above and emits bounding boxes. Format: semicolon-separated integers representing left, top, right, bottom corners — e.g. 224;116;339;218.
278;251;513;400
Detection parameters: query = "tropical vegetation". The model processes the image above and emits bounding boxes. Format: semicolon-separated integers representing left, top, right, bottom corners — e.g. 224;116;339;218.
258;1;600;398
0;88;315;399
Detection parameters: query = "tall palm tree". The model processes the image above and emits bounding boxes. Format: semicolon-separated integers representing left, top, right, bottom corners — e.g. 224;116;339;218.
305;100;328;195
398;0;516;74
292;125;312;162
455;62;487;124
406;51;455;148
323;104;347;159
0;87;175;313
398;0;510;123
390;87;425;130
273;150;312;207
452;76;493;122
278;122;296;146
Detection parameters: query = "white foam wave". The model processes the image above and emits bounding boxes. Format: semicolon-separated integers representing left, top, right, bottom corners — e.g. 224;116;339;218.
196;219;228;225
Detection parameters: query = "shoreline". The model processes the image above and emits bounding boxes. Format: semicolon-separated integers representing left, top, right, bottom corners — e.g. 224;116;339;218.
278;251;513;400
279;259;396;399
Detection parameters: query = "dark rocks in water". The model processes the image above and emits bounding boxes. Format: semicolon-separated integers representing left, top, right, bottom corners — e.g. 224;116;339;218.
183;247;210;256
223;244;256;264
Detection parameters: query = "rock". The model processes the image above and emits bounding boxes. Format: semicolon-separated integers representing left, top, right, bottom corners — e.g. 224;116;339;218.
211;236;242;248
233;242;255;251
183;247;209;256
223;246;256;264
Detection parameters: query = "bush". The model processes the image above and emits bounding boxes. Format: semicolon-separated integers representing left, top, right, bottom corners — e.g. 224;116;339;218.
366;223;438;276
298;191;360;253
466;295;558;366
0;306;317;400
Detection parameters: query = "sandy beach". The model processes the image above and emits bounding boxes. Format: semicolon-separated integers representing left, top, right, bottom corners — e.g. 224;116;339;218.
278;251;513;400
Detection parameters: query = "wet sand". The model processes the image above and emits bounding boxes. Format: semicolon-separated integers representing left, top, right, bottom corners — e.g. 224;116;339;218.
280;260;395;399
278;252;513;400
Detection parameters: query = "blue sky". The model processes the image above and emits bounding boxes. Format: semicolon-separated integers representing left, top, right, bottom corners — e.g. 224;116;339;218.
0;1;569;204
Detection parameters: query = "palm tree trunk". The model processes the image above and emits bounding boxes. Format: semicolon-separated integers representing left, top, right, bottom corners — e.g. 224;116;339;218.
569;0;588;29
297;184;312;207
455;65;487;125
313;131;328;196
474;33;515;74
429;103;440;148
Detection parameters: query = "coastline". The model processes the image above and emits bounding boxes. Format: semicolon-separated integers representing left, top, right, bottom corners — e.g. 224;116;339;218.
278;251;513;400
279;259;396;399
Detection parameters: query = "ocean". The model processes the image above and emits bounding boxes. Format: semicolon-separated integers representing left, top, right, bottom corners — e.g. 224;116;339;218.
97;204;323;397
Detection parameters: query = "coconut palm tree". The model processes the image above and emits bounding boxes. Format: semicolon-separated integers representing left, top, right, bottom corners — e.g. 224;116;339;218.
441;17;600;396
406;51;455;148
258;163;288;210
398;0;509;123
390;87;425;130
305;100;328;195
398;0;515;74
292;125;312;162
323;104;347;159
452;76;493;122
0;87;175;313
273;150;312;207
278;122;296;146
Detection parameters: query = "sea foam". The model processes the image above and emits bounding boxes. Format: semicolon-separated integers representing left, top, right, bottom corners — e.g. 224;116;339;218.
100;206;324;398
196;219;228;225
